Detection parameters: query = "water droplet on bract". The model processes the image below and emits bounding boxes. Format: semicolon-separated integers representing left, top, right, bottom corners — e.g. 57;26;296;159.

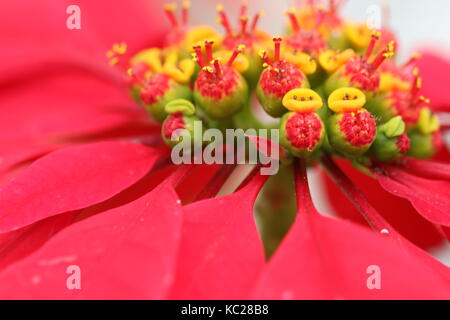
380;228;389;234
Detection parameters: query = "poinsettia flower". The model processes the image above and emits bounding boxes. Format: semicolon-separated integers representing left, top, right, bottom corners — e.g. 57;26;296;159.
0;0;450;300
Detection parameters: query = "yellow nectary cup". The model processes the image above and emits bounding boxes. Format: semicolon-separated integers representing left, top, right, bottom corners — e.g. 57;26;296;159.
327;87;366;113
282;88;323;113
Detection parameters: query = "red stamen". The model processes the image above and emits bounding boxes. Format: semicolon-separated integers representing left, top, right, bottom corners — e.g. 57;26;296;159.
205;40;214;63
239;2;248;18
182;0;190;25
287;11;301;33
321;155;396;235
410;69;421;99
329;0;337;12
371;49;388;70
273;37;282;62
259;51;272;66
240;16;249;36
217;5;233;36
402;54;420;69
227;46;242;66
365;32;380;59
251;12;262;31
193;45;205;68
213;59;222;77
315;8;326;28
294;158;316;215
164;4;179;27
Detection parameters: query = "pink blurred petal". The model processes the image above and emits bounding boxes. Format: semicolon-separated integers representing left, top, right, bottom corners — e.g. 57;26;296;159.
417;52;450;112
168;174;269;299
0;176;182;299
376;166;450;226
0;141;164;233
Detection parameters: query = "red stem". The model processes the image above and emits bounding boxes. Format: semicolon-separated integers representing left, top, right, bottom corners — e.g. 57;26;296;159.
294;158;316;215
320;155;393;234
194;164;237;201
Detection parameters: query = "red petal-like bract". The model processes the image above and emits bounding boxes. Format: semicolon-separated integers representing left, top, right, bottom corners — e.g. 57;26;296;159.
169;174;268;299
418;52;450;112
321;160;444;249
396;158;450;181
252;161;450;299
0;212;77;271
376;166;450;226
0;175;182;299
0;141;164;233
0;0;166;176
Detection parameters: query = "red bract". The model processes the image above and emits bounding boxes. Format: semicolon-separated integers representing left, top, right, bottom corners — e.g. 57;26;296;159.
0;172;184;299
321;160;445;249
375;166;450;227
417;52;450;113
0;141;165;232
0;0;167;178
